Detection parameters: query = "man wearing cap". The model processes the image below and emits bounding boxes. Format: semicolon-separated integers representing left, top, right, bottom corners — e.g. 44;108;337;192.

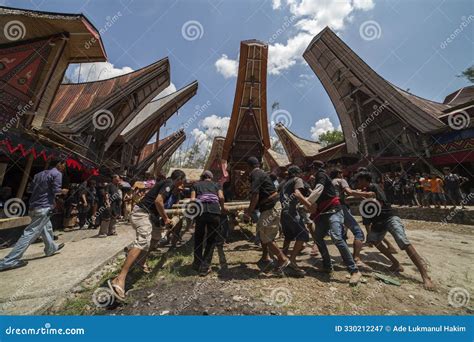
307;160;362;285
244;157;290;274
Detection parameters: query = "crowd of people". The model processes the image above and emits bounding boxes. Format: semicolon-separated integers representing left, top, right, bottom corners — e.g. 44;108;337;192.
5;156;470;299
380;168;468;209
104;157;437;300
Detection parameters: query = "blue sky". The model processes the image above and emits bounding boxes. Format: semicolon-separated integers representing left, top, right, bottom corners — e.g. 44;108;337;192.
7;0;474;153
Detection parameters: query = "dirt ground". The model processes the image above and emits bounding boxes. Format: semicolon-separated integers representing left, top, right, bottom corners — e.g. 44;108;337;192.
52;217;473;316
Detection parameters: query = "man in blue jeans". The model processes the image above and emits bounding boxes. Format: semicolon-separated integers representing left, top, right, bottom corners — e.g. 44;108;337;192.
0;161;67;271
330;169;374;269
307;161;362;286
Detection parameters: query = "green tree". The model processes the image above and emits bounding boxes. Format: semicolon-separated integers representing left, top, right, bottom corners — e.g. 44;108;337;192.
319;130;344;147
458;66;474;83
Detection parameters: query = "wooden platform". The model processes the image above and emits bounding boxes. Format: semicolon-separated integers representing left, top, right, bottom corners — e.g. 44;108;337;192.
0;216;31;231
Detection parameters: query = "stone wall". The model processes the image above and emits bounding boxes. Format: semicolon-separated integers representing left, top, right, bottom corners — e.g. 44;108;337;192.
349;204;474;226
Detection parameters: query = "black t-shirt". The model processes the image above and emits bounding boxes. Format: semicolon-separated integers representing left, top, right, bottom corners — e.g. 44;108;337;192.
82;186;96;206
138;179;174;217
280;177;304;214
106;183;121;216
191;180;222;215
250;168;277;211
364;183;394;231
314;169;339;206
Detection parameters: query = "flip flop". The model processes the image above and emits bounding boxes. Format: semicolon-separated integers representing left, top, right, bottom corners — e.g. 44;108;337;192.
107;279;126;301
141;264;151;274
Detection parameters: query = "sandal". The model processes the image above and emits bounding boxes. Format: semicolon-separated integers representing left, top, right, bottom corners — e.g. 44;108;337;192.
141;264;151;274
107;279;126;301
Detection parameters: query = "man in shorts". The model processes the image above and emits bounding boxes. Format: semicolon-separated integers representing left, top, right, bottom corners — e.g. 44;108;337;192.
279;165;312;277
244;157;290;274
108;170;186;300
356;171;434;290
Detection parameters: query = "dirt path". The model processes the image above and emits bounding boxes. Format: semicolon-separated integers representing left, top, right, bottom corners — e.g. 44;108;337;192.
53;218;473;316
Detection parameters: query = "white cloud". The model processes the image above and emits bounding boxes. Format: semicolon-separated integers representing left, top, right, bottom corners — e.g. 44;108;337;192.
214;0;375;77
268;0;375;75
68;62;134;82
215;54;238;78
353;0;375;10
191;115;230;154
272;0;282;9
310;117;341;140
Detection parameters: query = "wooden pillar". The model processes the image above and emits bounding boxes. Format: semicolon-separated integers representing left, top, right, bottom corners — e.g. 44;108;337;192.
0;163;7;185
16;154;34;199
354;94;369;157
152;126;160;178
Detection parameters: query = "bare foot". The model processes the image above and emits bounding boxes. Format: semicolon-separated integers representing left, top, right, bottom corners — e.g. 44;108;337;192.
388;263;404;272
423;277;435;291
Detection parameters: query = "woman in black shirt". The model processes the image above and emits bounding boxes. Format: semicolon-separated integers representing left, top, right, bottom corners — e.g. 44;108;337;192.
190;170;225;276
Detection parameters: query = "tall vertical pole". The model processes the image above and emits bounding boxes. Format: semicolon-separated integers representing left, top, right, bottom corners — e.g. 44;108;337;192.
16;154;34;199
354;93;368;157
152;125;160;178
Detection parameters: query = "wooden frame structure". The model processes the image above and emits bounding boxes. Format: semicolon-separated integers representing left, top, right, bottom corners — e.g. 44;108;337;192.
303;27;473;172
222;40;270;199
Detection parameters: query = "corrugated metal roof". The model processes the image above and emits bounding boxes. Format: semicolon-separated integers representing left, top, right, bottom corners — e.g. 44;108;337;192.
48;59;167;124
